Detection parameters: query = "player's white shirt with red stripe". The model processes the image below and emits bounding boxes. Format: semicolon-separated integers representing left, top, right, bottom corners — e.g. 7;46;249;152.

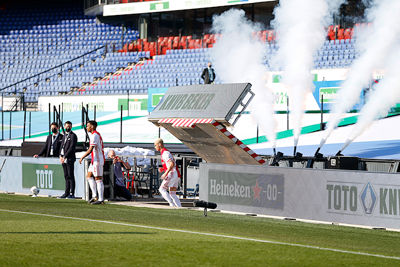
160;148;179;189
89;131;104;165
161;149;178;179
88;131;104;177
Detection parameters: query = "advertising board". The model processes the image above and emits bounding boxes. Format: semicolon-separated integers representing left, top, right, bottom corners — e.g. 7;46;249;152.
200;163;400;229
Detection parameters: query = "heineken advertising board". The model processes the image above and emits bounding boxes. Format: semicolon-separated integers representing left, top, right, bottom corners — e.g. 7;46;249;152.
209;170;284;209
200;163;400;230
22;163;65;190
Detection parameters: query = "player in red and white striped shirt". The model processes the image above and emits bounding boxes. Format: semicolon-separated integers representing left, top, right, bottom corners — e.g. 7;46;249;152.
154;138;181;207
79;120;105;205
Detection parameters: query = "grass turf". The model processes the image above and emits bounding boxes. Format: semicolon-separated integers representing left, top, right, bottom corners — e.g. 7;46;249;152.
1;194;400;266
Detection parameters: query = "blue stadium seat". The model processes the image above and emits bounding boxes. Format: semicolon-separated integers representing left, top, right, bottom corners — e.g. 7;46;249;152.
0;7;357;97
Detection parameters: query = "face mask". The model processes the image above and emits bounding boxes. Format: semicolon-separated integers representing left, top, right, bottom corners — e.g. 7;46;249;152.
65;128;71;133
52;128;58;134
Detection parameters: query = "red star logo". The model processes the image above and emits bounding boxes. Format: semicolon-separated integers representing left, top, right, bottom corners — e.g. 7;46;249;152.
253;180;261;200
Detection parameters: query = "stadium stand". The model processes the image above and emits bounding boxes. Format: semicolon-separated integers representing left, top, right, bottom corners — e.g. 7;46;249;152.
0;3;359;103
0;7;138;102
81;48;213;95
94;29;357;94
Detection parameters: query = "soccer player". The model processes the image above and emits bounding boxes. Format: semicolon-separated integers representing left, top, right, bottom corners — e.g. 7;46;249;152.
154;138;182;207
79;120;105;205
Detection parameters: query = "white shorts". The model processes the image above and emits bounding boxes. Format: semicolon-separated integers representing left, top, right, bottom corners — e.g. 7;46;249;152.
160;176;180;190
88;162;104;177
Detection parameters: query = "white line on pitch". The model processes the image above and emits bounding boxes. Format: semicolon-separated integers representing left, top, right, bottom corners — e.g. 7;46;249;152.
0;208;399;261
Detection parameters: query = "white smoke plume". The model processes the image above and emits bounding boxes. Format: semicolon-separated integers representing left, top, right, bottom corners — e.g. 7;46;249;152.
210;9;277;147
339;45;400;153
272;0;345;149
320;0;400;149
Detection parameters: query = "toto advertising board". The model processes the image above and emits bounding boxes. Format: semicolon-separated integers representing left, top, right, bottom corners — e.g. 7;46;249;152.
22;163;65;191
325;180;400;218
0;157;85;197
199;163;400;229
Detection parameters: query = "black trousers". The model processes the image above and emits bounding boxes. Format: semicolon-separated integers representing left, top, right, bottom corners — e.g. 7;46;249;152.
115;185;132;201
62;161;75;196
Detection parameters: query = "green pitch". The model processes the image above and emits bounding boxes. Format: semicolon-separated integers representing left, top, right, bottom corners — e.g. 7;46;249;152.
1;194;400;266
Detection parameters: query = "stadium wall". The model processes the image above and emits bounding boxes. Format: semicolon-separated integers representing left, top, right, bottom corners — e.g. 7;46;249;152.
200;163;400;230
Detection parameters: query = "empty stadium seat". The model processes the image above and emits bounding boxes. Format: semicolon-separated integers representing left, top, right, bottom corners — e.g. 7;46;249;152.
0;6;141;99
0;11;357;100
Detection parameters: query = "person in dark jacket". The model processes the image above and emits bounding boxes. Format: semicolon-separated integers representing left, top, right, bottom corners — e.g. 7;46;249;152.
201;62;216;84
58;121;78;199
108;150;132;201
34;122;63;158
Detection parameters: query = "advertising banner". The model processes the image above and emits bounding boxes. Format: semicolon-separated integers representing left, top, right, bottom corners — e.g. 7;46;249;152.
269;68;388;112
200;163;400;229
148;87;168;112
0;157;85;197
104;0;274;16
208;170;284;209
312;80;364;111
148;83;251;121
22;163;65;191
38;94;148;113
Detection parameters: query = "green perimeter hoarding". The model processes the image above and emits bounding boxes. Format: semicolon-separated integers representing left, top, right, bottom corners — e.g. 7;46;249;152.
22;163;65;190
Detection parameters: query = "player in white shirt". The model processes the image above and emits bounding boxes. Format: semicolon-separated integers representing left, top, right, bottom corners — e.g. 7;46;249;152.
79;120;105;205
154;138;182;207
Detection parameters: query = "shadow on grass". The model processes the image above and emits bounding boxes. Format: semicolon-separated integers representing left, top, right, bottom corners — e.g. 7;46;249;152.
0;231;154;235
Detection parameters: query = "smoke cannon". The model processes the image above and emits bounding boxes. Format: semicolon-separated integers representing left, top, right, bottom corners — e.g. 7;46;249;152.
270;151;284;166
336;138;353;156
314;147;321;157
294;152;303;159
